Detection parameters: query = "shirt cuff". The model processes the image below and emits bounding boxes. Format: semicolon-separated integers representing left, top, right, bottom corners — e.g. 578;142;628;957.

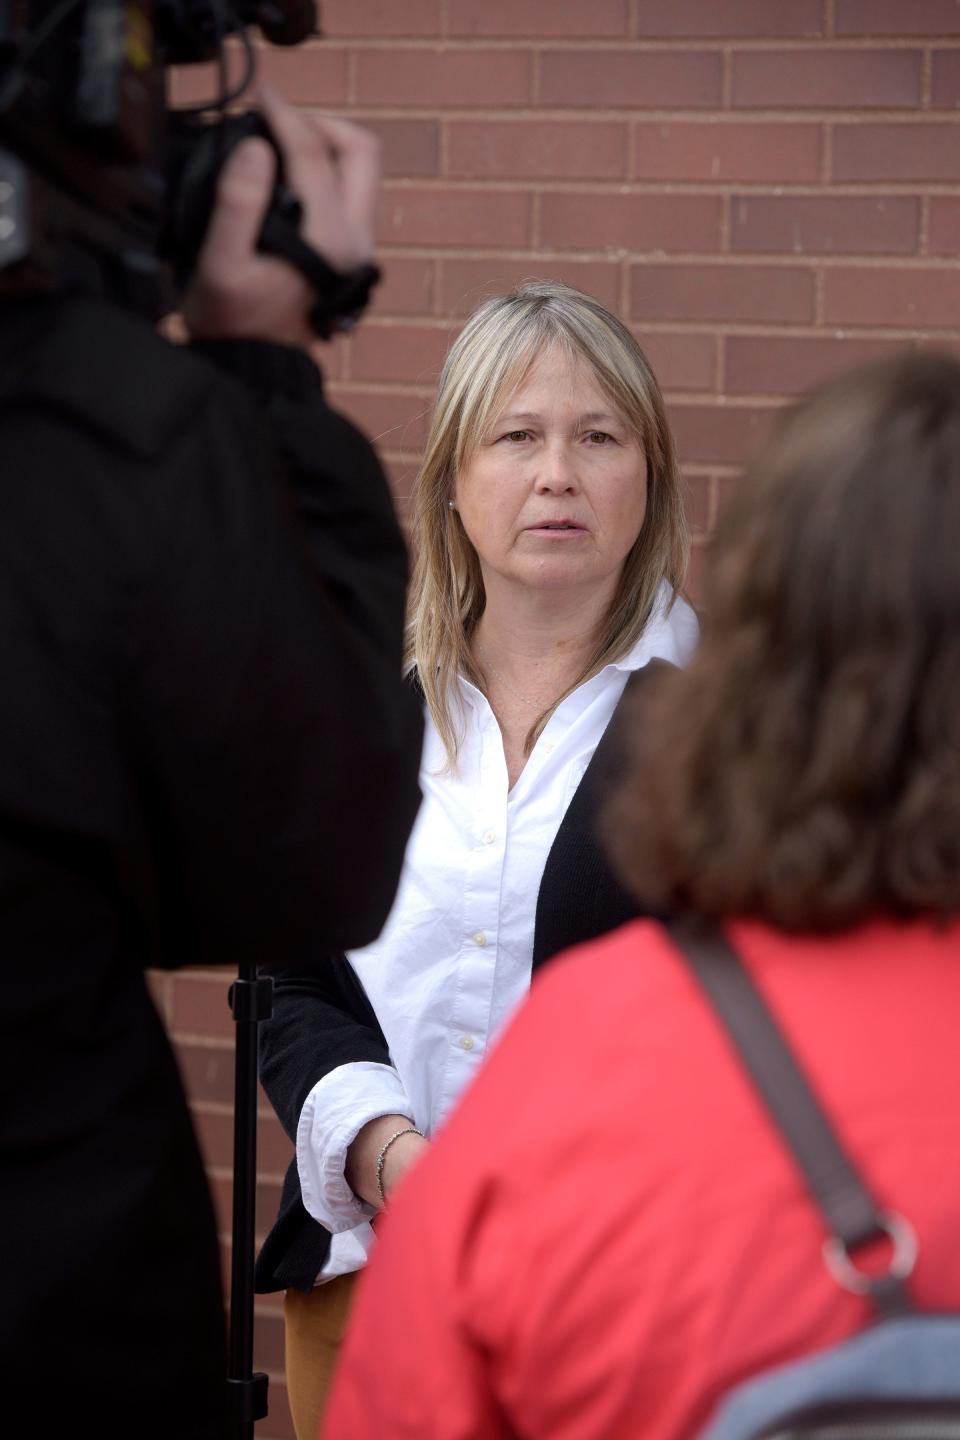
296;1061;416;1233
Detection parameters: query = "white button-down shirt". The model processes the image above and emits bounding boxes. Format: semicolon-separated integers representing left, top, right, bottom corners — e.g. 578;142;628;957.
297;584;698;1280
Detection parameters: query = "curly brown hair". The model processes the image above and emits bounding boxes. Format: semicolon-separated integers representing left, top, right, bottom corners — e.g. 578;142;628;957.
605;351;960;932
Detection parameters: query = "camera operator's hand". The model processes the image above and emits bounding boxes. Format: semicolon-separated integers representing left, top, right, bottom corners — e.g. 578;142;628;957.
182;87;380;348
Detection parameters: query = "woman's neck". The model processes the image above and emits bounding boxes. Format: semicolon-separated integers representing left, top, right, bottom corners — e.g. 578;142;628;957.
472;579;609;677
470;584;612;790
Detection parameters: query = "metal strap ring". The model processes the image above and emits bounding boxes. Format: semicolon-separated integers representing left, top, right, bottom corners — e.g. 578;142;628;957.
822;1209;918;1295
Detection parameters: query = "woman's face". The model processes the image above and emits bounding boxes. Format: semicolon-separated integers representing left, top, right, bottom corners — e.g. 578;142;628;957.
453;345;648;606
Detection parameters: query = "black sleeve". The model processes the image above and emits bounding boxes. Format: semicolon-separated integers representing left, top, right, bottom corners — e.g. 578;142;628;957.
258;956;392;1142
128;341;423;969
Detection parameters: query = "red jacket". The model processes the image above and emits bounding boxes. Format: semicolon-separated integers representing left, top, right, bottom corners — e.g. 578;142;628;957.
325;917;960;1439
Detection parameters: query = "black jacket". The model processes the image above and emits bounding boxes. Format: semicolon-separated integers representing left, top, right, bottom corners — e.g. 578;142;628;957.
0;294;422;1436
256;664;664;1294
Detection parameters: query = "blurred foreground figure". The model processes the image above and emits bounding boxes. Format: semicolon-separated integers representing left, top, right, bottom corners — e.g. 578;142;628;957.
0;88;421;1439
324;352;960;1440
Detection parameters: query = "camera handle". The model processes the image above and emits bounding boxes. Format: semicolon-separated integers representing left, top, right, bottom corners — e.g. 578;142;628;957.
258;201;381;340
163;109;381;336
226;963;275;1437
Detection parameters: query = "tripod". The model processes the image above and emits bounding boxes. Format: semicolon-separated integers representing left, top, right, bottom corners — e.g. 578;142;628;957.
226;962;274;1437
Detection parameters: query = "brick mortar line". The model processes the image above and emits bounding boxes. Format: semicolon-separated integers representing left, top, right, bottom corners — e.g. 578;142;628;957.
345;44;357;106
372;241;951;264
161;965;236;979
365;424;431;446
722;48;732;107
369;257;960;275
171;1032;235;1049
325;379;476;397
168;969;234;982
662;397;773;410
825;0;835;40
377;181;960;197
192;1099;272;1117
618;258;631;318
921;194;933;256
669;323;960;337
685;462;745;476
924;45;934;108
352;320;960;341
217;1230;275;1258
427;256;441;317
707;475;720;531
663;395;788;408
298;38;960;52
335;106;960;121
438;112;450;177
431;258;445;317
322;105;960;122
531;190;542;249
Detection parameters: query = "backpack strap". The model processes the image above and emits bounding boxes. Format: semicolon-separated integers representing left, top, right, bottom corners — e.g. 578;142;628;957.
664;915;916;1320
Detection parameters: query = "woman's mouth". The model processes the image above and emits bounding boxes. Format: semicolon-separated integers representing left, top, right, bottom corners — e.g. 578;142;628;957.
525;519;586;534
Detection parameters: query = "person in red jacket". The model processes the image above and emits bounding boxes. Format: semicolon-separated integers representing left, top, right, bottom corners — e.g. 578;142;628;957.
323;350;960;1440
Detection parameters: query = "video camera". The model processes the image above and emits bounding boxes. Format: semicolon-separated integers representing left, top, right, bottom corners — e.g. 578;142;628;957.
0;1;376;329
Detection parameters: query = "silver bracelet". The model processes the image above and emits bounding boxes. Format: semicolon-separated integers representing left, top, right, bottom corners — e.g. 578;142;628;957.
375;1125;424;1206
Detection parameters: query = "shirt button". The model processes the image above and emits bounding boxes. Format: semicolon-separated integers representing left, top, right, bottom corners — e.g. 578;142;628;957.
482;829;496;845
459;1034;475;1052
472;931;487;947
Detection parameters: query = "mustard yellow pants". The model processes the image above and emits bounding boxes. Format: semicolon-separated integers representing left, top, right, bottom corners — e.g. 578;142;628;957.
283;1273;359;1440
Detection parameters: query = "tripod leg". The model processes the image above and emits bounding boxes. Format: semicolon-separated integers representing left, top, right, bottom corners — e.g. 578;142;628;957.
226;964;273;1436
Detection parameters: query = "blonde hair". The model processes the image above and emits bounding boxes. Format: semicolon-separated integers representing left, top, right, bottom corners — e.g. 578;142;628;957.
406;280;689;765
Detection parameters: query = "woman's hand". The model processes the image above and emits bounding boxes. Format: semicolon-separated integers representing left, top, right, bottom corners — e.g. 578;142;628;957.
346;1114;430;1209
182;87;380;348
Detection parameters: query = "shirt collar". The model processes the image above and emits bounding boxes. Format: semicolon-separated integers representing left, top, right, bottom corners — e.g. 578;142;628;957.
455;580;698;701
610;581;699;674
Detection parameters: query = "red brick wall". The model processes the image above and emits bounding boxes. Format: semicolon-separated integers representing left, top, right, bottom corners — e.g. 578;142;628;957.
162;3;960;1434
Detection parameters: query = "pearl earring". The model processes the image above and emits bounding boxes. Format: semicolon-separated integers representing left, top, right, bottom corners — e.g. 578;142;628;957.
448;500;456;509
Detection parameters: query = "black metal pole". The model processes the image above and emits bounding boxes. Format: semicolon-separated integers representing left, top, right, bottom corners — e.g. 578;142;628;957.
226;962;273;1437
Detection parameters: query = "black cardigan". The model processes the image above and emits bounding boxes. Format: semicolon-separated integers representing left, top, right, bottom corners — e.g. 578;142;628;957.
256;663;666;1293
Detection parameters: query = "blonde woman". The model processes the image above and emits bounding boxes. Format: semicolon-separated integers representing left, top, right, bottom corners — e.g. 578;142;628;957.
256;282;697;1438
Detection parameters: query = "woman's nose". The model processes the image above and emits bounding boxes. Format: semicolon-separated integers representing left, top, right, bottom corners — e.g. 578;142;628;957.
534;444;580;493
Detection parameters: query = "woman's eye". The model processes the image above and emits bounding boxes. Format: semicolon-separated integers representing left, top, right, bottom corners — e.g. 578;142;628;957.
585;430;614;445
502;429;531;443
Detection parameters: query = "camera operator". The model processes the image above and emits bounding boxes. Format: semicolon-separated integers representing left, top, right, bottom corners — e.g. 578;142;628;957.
0;76;422;1439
